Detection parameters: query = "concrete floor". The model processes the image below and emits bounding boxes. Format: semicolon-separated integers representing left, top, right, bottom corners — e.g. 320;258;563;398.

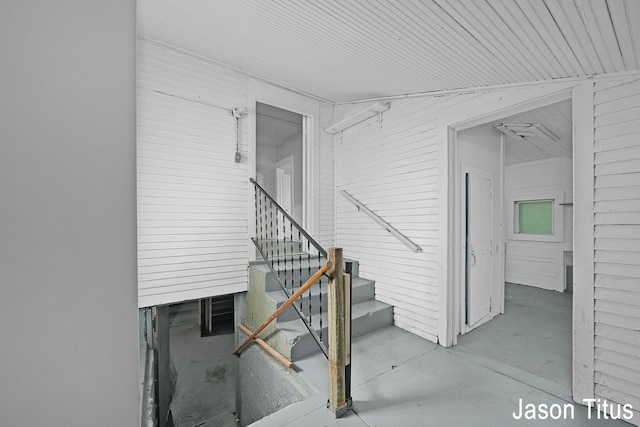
169;302;238;427
250;283;633;427
456;283;573;391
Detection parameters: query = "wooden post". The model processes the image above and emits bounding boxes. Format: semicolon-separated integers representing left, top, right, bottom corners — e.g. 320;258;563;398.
327;247;347;417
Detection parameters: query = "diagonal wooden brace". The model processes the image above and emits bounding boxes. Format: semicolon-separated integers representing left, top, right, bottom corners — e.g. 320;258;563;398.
236;323;293;369
232;261;331;356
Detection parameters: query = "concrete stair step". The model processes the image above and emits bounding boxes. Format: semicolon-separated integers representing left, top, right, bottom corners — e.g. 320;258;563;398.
252;258;360;293
276;299;393;361
254;239;306;258
268;276;375;322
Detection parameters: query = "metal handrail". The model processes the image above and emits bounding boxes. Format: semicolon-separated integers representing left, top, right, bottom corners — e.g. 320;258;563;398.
250;177;329;359
252;238;328;358
340;190;423;253
250;178;327;257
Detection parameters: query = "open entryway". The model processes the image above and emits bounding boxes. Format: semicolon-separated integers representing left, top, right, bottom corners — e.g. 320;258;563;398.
450;96;575;395
256;103;304;225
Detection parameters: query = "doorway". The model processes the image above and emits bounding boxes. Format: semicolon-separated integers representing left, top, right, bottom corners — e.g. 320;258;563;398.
455;124;505;334
256;102;304;225
451;97;575;393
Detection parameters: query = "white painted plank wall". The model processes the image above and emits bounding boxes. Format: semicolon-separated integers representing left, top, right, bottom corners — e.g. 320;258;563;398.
504;158;573;291
335;97;443;342
137;39;250;307
334;92;497;342
137;39;335;307
334;85;578;343
318;101;335;248
593;78;640;423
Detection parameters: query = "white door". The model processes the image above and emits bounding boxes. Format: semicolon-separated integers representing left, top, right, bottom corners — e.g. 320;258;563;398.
465;170;494;328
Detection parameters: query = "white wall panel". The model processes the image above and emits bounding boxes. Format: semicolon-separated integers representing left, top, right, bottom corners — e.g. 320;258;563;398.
137;39;250;307
504;158;573;291
335;96;444;342
137;39;335;307
334;84;580;343
318;101;335;248
593;79;640;424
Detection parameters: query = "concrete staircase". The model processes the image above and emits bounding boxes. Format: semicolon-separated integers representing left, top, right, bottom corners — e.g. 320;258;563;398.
245;257;393;361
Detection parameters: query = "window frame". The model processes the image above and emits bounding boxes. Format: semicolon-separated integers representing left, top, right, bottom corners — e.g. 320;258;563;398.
507;191;565;243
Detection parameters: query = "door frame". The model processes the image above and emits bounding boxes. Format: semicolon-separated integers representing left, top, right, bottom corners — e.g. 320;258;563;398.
247;79;320;261
445;89;573;345
442;85;596;403
458;163;500;334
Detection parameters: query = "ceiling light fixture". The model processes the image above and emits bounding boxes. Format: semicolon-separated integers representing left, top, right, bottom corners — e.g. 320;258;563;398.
325;102;390;135
494;123;558;145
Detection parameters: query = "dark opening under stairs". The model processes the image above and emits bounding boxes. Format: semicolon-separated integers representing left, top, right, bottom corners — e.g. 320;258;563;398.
245;256;393;362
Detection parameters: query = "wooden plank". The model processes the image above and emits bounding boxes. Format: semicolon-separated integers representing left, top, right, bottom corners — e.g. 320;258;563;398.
594;133;640;153
544;0;603;73
397;1;509;83
594;92;640;116
236;323;293;369
595;347;640;372
572;82;596;401
595;323;640;346
596;300;640;320
595;361;640;396
232;262;330;355
594;288;640;307
595;311;640;331
594;373;640;407
595;336;640;360
595;186;640;202
514;0;584;75
139;283;246;309
595;384;640;418
488;0;567;76
328;247;346;416
594;106;640;129
595;262;640;279
466;0;549;79
595;212;640;225
595;224;640;239
596;159;640;177
594;119;640;140
594;79;640;105
596;275;640;292
138;271;246;291
586;0;626;71
628;0;640;68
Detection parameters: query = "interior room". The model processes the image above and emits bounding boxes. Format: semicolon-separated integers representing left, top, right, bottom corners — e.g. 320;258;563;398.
456;99;575;394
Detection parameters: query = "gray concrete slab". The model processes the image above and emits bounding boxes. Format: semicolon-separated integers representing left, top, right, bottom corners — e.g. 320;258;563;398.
456;283;573;389
169;325;238;427
249;283;634;427
251;326;632;426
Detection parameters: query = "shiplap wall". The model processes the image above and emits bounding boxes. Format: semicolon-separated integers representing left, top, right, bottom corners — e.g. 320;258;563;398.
137;39;250;307
137;39;334;307
593;78;640;423
335;97;441;341
335;85;575;343
318;101;335;248
505;158;573;292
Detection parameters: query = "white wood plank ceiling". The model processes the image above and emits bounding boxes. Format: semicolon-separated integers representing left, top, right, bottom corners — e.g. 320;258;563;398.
138;0;640;103
494;100;573;164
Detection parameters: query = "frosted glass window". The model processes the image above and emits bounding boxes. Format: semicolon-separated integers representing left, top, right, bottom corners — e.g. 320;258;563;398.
515;200;553;235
